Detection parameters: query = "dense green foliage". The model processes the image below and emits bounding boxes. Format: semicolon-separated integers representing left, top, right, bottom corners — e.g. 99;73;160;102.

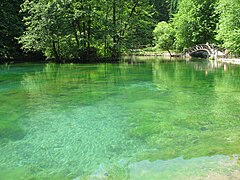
18;0;156;62
173;0;218;50
1;0;176;61
152;0;219;51
153;21;175;55
216;0;240;54
150;0;179;21
154;0;240;53
0;0;23;58
2;0;240;59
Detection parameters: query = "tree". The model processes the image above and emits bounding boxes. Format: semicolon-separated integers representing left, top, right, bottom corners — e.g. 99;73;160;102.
153;21;175;56
0;0;23;58
149;0;179;22
19;0;84;62
169;0;179;17
149;0;170;22
19;0;156;62
173;0;218;50
216;0;240;54
123;0;155;49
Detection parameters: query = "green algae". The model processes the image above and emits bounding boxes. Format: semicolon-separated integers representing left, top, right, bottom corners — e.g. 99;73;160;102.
125;60;240;161
0;64;44;141
0;167;71;180
0;91;26;141
0;120;24;140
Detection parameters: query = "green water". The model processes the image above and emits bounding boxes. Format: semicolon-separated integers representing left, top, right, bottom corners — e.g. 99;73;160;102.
0;58;240;179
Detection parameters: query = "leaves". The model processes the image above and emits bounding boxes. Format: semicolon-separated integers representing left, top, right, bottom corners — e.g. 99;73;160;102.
0;0;23;58
153;21;175;53
216;0;240;53
172;0;218;50
18;0;156;61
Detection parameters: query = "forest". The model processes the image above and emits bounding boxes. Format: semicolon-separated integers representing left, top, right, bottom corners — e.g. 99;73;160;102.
0;0;239;62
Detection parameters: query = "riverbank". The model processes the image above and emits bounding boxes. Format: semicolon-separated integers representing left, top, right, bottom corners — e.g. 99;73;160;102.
127;51;183;58
0;56;121;64
218;58;240;65
0;55;46;64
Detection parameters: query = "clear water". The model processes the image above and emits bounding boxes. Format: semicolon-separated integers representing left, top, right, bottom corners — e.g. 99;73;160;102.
0;58;240;179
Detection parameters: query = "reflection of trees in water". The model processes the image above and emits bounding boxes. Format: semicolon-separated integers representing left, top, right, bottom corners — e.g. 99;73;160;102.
190;60;229;75
22;64;98;94
21;63;153;105
0;63;11;71
128;60;240;161
20;61;240;161
0;64;32;141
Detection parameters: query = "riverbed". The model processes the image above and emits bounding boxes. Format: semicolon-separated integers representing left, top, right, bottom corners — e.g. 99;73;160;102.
0;58;239;179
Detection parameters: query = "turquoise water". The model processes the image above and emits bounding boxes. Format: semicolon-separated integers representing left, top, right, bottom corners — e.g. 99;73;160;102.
0;58;240;179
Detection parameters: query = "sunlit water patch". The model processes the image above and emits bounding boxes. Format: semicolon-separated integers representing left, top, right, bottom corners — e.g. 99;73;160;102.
0;59;240;179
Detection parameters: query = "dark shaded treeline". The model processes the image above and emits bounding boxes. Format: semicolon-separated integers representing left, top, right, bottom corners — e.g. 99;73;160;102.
0;0;44;63
0;0;23;58
0;0;177;63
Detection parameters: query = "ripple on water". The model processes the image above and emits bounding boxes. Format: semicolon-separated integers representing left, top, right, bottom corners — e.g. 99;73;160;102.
128;155;240;180
1;61;240;179
0;98;146;178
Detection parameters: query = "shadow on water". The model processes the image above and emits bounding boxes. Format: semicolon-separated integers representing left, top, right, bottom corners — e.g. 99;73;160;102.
190;50;209;59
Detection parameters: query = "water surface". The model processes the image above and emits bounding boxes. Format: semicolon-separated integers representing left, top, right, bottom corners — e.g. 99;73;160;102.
0;58;240;179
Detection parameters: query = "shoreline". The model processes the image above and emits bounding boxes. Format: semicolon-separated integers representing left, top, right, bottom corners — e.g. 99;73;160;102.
2;53;240;65
217;58;240;65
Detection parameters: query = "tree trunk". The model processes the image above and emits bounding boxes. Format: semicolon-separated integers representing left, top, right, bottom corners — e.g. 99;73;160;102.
87;2;91;53
104;8;110;61
72;21;80;48
121;1;139;37
52;40;61;63
112;0;117;58
168;49;172;57
81;0;86;50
